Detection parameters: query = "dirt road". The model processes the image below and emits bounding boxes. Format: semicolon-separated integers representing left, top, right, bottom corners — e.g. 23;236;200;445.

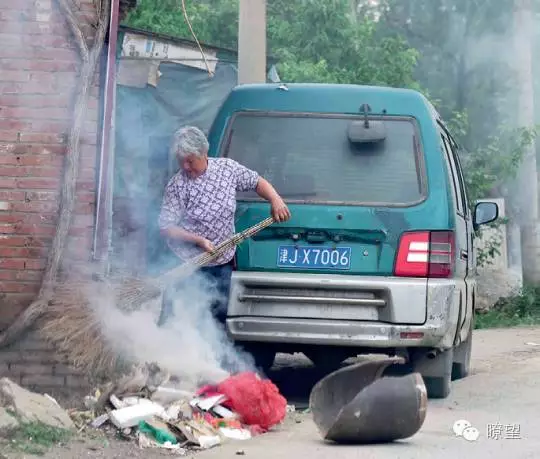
199;326;540;459
11;327;540;458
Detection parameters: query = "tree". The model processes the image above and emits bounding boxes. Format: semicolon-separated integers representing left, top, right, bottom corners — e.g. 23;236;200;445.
124;0;420;88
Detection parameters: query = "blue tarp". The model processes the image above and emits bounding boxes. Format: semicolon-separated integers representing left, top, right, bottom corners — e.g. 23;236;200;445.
112;60;239;273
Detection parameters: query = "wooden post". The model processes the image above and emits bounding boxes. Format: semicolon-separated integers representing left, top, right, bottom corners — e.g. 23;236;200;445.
238;0;266;84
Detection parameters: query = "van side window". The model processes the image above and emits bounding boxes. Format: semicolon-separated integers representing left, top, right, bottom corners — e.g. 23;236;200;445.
440;131;464;215
447;136;470;215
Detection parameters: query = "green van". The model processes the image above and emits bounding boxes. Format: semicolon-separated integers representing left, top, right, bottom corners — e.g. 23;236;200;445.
207;83;499;399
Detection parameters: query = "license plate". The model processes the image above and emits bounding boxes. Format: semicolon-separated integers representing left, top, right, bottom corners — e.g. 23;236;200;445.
277;245;352;270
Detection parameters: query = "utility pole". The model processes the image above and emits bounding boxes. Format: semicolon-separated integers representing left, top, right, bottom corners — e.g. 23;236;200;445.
238;0;267;84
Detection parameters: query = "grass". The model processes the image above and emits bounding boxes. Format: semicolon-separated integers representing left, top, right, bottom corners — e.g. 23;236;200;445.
475;285;540;329
3;422;74;456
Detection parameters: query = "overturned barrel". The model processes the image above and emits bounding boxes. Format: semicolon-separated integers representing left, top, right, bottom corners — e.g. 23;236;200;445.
309;356;427;444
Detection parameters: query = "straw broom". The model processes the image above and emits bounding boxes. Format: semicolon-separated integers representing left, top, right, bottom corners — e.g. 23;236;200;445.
40;217;275;379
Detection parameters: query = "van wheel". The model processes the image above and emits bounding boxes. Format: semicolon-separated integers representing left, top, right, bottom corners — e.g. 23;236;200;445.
412;348;453;399
452;319;473;381
423;374;451;399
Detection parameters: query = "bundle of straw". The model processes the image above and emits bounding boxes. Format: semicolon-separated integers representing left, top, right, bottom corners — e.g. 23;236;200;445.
40;217;275;379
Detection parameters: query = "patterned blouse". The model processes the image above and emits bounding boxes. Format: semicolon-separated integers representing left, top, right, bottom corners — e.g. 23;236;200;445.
158;158;259;266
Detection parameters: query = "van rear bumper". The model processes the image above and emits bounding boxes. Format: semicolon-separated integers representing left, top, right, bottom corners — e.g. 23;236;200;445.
226;271;459;350
227;316;452;348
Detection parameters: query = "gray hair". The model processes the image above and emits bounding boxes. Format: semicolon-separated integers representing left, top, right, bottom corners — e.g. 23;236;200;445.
170;126;209;159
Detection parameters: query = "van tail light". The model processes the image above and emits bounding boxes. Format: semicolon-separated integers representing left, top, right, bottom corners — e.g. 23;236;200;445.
394;231;455;278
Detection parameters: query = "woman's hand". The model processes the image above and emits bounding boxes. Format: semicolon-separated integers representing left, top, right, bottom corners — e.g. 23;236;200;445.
270;196;291;223
196;237;215;253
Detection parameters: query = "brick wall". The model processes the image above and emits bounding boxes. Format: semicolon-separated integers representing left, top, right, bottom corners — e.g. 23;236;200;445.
0;0;101;393
0;328;91;399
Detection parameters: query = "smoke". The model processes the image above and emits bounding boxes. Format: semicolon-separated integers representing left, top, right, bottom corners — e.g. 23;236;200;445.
87;266;257;391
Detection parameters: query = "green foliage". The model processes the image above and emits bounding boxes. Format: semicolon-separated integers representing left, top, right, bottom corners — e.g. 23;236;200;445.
459;125;539;204
124;0;420;88
475;284;540;329
123;0;539;273
4;422;73;456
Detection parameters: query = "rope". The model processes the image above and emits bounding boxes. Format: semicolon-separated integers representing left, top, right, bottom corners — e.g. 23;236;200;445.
180;0;214;77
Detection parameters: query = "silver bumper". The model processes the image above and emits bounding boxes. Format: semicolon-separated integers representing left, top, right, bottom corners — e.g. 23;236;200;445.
226;271;459;349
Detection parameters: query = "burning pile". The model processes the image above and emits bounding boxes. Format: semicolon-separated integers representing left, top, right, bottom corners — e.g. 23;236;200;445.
71;368;288;452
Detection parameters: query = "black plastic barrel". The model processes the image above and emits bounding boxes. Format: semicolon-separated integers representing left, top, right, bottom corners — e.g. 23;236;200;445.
309;356;427;444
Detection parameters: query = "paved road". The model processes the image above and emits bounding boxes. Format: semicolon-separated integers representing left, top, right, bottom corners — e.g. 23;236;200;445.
198;327;540;459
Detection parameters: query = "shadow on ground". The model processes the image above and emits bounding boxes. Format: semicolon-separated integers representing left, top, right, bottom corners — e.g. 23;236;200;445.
265;353;413;409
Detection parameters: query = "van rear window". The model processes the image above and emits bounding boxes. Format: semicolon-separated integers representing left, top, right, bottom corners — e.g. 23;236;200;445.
222;112;425;206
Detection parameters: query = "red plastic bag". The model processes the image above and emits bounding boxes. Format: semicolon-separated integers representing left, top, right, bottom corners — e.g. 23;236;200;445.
214;372;287;431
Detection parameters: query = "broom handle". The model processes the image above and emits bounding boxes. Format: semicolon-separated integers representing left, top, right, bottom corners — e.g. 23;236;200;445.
156;216;275;286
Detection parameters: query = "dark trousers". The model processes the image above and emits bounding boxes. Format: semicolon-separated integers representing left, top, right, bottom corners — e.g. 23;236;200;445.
157;260;234;327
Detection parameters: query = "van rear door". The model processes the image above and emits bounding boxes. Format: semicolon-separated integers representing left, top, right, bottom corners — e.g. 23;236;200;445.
224;111;427;273
222;111;437;325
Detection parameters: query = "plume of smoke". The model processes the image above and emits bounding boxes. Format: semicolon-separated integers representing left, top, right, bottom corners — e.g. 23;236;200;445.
88;268;257;391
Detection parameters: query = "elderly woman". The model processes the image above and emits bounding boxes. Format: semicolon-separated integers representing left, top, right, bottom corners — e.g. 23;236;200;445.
157;126;291;326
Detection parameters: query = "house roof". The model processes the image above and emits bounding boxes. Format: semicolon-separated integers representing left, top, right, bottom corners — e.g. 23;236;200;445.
118;24;278;65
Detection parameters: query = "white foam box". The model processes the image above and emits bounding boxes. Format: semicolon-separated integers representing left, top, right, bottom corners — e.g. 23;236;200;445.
109;402;166;429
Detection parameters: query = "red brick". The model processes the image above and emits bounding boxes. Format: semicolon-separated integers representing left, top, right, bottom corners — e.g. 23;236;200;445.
0;166;59;178
0;177;17;188
9;363;54;376
12;201;59;213
0;258;25;270
0;351;22;365
14;334;55;352
20;375;65;388
15;224;56;237
25;259;47;270
0;131;19;141
75;202;94;214
0;144;16;155
0;70;30;82
2;107;70;120
25;191;58;201
16;177;61;190
0;246;47;258
18;132;66;144
3;166;60;178
0;223;16;233
0;214;20;224
0;120;31;131
0;0;29;9
77;178;96;190
0;95;71;109
0;236;26;246
0;82;25;94
14;351;58;364
77;191;95;203
1;59;77;72
17;155;64;167
0;281;39;293
0;191;25;200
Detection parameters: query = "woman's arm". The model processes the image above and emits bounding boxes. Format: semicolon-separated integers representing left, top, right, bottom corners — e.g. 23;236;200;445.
158;178;214;251
256;177;291;223
160;227;214;252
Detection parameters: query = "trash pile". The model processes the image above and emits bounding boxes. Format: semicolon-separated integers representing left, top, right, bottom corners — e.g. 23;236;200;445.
71;371;288;452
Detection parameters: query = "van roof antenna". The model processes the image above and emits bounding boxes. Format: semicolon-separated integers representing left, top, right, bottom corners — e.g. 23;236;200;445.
359;103;371;128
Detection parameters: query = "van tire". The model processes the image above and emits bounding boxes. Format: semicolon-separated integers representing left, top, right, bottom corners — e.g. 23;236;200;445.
412;348;453;399
452;319;473;381
423;375;451;399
